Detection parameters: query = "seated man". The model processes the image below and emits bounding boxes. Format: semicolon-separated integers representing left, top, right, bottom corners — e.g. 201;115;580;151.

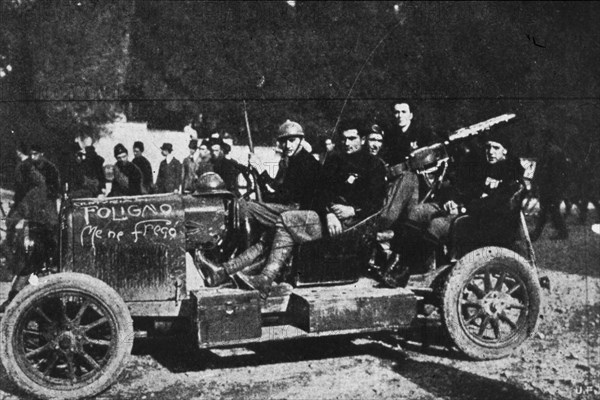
387;132;524;286
233;121;387;297
198;120;320;286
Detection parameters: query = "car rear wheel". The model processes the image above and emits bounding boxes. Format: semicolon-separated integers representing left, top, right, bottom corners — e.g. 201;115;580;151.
442;246;541;360
0;272;133;399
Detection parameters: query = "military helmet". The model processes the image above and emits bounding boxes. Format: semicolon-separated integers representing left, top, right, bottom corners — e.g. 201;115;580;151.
194;172;227;194
277;120;304;141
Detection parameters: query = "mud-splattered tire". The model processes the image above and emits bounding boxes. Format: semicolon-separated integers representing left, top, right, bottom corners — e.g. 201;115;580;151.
442;246;541;360
0;273;133;399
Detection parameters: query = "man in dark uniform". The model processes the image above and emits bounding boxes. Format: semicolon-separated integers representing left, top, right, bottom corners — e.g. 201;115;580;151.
379;102;438;229
132;141;154;194
155;143;182;194
530;132;569;241
233;121;386;297
209;138;243;192
198;120;321;286
109;144;143;197
389;132;525;286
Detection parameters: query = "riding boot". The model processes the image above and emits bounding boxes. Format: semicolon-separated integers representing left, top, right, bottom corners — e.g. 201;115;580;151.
195;240;267;287
236;228;295;298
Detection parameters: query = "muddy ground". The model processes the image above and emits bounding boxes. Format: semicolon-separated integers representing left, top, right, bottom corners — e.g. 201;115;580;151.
1;213;599;400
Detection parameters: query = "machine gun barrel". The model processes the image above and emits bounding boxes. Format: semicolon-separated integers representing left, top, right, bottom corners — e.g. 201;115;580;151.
447;113;516;142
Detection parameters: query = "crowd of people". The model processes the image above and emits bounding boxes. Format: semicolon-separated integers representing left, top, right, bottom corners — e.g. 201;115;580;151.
1;101;582;304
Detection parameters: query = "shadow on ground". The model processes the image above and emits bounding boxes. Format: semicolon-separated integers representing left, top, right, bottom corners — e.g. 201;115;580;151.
127;332;547;400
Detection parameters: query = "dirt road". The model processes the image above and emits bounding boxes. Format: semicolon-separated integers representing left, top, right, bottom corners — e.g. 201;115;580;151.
1;220;598;400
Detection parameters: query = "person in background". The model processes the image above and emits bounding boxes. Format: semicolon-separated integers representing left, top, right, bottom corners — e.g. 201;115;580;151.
132;141;154;194
365;124;384;157
184;118;198;139
155;142;182;194
530;131;569;241
209;137;243;192
195;139;214;179
182;139;200;193
109;144;143;197
83;145;106;196
10;141;31;210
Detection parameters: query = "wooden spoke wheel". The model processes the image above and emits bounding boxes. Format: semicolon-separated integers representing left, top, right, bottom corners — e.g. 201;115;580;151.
1;273;133;399
442;247;541;360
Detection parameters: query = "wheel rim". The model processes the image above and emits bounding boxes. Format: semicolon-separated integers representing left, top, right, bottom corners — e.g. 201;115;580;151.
457;263;530;347
13;290;119;390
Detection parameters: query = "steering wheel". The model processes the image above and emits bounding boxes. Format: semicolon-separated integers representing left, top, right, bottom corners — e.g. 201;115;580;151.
234;165;263;201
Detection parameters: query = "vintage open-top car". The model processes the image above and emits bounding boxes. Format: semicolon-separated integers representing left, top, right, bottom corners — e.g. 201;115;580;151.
0;120;546;399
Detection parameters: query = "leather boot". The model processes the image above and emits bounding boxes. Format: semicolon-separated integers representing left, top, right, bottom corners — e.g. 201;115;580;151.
195;241;267;287
236;230;295;298
381;253;410;288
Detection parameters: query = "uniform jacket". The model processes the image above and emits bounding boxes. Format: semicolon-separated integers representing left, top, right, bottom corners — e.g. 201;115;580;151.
381;124;438;166
316;150;387;223
258;148;320;210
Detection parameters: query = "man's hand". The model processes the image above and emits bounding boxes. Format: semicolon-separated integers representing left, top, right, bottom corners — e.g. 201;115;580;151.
326;213;343;237
330;204;355;220
248;153;265;174
443;200;459;215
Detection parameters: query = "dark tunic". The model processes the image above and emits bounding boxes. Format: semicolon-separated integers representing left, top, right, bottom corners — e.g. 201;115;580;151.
155;157;182;193
259;148;321;210
132;155;154;194
316;150;387;223
212;157;243;193
109;161;143;197
381;123;438;166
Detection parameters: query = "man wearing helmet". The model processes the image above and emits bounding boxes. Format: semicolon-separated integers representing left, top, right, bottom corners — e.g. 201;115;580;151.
216;120;386;297
198;120;320;286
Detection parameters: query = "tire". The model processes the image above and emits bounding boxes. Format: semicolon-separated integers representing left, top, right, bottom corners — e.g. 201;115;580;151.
0;273;134;399
442;246;541;360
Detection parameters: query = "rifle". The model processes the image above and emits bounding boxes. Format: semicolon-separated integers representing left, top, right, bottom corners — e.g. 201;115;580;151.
242;101;262;202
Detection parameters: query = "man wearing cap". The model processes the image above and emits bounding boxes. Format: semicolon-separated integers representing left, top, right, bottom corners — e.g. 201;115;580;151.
182;139;201;193
132;141;154;194
385;133;525;286
206;121;386;297
110;143;143;197
198;120;320;286
155;142;182;194
209;137;243;192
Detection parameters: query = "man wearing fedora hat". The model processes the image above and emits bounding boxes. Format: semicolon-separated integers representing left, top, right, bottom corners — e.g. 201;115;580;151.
110;143;143;197
198;120;320;287
156;142;182;194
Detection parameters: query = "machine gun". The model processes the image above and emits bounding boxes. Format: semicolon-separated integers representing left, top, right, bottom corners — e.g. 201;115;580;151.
388;113;516;201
